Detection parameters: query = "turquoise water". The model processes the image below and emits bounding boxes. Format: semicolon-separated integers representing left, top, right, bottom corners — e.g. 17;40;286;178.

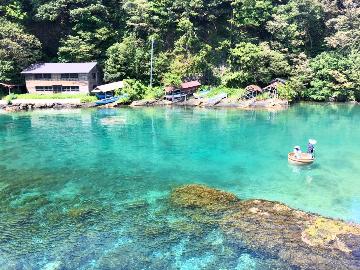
0;104;359;269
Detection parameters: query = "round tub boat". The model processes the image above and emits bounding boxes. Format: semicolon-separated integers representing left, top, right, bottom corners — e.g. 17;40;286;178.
288;152;314;165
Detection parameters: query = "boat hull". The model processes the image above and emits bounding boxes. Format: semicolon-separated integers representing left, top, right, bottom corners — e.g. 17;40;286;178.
95;97;119;106
288;152;314;165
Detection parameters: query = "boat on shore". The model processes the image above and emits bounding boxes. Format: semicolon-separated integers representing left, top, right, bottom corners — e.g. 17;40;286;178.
288;152;314;165
95;96;119;106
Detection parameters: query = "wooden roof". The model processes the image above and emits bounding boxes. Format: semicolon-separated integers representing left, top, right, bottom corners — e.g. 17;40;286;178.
245;85;262;92
181;80;201;89
0;83;20;88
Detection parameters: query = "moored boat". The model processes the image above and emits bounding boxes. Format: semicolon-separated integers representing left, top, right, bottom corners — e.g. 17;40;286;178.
288;152;314;165
95;96;119;106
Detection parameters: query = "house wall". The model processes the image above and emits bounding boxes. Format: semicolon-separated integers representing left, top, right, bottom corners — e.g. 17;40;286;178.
87;66;100;91
24;66;100;94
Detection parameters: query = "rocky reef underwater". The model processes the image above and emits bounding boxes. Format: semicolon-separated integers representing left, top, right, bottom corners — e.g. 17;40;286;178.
170;184;360;270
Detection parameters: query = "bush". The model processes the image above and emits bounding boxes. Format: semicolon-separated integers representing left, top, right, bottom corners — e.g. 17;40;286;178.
229;42;291;87
143;86;164;100
256;92;270;100
4;93;16;104
277;80;299;101
122;79;148;101
206;86;246;99
305;51;357;101
80;95;97;103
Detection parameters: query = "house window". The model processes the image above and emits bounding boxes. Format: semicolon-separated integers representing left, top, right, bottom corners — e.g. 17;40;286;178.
34;74;51;80
62;86;79;91
36;86;53;91
61;73;79;79
92;73;96;79
35;85;79;92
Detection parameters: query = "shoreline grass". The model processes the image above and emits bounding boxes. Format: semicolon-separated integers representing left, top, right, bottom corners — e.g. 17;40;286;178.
2;93;98;103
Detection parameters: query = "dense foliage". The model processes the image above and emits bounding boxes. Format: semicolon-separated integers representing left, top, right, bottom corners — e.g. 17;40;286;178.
0;0;359;101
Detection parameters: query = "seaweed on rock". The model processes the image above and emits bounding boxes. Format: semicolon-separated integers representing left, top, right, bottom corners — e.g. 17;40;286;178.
170;184;239;211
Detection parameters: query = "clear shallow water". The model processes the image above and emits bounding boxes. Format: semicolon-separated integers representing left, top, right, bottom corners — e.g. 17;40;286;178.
0;104;359;269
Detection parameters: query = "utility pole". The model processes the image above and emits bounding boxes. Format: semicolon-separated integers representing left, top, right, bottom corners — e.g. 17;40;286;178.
149;37;154;88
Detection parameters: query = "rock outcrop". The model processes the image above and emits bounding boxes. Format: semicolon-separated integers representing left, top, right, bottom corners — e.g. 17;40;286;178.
170;184;360;270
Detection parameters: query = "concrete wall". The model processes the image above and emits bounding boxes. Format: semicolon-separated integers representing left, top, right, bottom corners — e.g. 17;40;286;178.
24;66;100;94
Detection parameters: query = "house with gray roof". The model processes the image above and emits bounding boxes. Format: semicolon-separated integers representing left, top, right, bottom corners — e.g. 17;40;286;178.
21;62;99;94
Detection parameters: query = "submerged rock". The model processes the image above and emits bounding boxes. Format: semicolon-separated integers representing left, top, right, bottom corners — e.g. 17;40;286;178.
170;184;239;211
67;206;99;220
171;184;360;270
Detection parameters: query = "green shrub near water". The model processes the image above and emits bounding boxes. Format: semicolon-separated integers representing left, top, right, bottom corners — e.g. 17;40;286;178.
79;95;97;103
120;79;164;101
255;92;271;101
205;86;246;99
4;93;17;104
143;86;164;100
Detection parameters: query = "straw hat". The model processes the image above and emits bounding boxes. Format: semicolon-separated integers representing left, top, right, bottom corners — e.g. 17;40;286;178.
309;139;317;145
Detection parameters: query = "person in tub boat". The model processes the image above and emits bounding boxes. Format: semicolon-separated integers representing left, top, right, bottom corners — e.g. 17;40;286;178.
307;139;317;158
293;146;302;159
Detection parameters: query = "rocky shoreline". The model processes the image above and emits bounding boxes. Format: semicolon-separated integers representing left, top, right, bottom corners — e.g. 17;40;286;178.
131;97;290;111
0;99;96;112
170;184;360;270
0;97;289;112
1;97;358;113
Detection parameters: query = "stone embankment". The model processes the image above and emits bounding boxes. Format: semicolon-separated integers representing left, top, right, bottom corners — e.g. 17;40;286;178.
0;99;95;112
170;184;360;270
131;97;289;110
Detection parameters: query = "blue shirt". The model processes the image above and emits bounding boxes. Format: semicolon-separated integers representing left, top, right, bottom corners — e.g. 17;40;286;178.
307;143;314;153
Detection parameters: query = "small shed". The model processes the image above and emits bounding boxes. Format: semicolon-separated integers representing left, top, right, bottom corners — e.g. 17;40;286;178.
263;79;286;98
164;80;201;101
0;83;22;95
165;86;176;94
245;85;263;93
244;85;262;99
164;80;201;95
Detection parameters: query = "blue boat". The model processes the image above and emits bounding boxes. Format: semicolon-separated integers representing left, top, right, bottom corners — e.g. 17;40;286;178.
95;96;119;106
95;92;113;100
95;94;129;106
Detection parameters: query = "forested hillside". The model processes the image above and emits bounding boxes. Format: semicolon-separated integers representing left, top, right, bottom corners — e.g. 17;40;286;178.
0;0;359;101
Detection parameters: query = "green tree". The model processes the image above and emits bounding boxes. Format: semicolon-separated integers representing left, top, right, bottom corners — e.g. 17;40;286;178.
231;0;273;28
0;19;42;82
58;32;100;62
324;1;360;51
226;42;291;86
306;51;357;101
266;0;325;54
104;35;149;82
0;0;27;22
